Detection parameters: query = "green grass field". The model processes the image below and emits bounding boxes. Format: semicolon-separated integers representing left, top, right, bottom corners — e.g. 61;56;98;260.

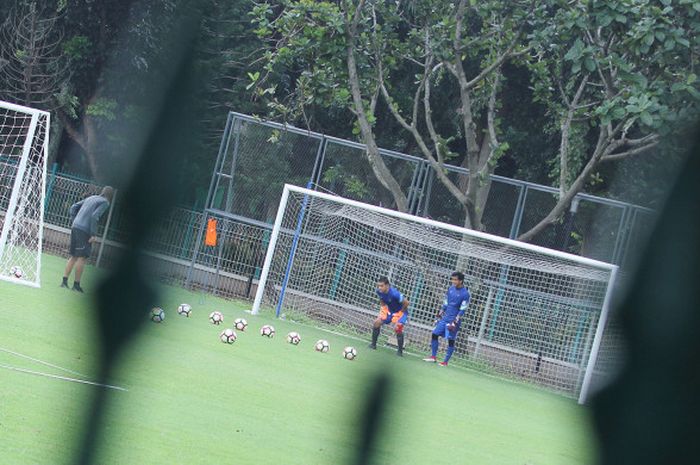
0;254;597;465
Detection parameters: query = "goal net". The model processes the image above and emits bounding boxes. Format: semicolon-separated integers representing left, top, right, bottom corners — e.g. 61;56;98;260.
0;101;50;287
253;185;618;402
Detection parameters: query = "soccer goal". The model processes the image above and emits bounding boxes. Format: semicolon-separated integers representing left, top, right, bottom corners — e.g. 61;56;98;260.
0;101;50;287
252;184;618;403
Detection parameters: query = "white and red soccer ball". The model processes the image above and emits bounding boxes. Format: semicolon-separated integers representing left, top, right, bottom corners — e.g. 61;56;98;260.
220;328;237;344
209;311;224;325
342;346;357;360
286;331;301;345
315;339;330;353
260;325;275;337
234;318;248;331
177;303;192;317
150;307;165;323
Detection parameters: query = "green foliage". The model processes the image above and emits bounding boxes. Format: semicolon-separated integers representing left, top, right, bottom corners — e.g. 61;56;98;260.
322;165;371;200
85;98;118;121
54;87;80;119
61;35;91;59
528;0;700;191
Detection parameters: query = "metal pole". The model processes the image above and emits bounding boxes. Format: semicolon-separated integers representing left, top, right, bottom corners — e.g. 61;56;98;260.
474;288;494;357
185;113;235;287
421;165;435;217
578;266;619;404
406;161;421;214
310;137;327;187
575;314;597;391
211;119;243;294
251;187;291;314
35;112;50;287
44;162;59;214
611;205;632;265
96;189;117;268
328;238;349;300
274;181;313;317
509;184;528;239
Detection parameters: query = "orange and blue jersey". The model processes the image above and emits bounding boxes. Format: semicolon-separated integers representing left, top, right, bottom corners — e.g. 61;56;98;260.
376;286;408;325
376;286;405;313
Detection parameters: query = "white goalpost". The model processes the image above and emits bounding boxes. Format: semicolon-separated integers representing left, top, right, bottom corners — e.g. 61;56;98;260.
0;101;50;288
252;184;618;403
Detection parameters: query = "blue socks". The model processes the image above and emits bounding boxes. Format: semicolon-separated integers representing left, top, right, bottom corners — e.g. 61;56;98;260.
431;338;439;357
445;345;455;363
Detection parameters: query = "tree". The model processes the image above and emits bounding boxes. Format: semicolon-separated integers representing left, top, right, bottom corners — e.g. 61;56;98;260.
250;0;409;212
520;0;700;241
0;1;69;109
54;0;179;181
251;0;539;228
375;0;536;230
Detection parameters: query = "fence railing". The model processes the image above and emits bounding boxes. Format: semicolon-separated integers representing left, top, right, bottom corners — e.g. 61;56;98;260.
40;110;657;296
207;112;655;269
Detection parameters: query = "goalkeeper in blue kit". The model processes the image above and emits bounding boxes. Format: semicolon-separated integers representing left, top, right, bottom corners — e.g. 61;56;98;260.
423;271;470;366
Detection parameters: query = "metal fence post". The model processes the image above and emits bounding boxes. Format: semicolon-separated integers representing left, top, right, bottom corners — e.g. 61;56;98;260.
186;112;235;288
310;136;327;187
44;162;59;214
509;184;528;239
96;189;117;268
421;166;435;217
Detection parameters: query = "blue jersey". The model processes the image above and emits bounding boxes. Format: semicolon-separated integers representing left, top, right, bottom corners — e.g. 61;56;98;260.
441;285;470;322
376;286;406;313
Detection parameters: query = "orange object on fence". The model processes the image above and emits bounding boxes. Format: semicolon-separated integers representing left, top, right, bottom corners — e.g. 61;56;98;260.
205;218;218;246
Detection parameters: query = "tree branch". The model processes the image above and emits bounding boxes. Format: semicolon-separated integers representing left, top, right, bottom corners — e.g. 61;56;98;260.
601;140;659;162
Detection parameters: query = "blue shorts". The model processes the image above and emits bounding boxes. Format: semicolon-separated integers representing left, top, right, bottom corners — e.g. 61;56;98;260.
432;319;460;340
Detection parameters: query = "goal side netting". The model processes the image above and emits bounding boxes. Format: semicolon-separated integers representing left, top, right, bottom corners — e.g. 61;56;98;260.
0;101;50;287
253;185;617;402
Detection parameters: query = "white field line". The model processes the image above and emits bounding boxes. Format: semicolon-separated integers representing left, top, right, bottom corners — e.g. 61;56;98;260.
0;363;127;391
0;346;89;378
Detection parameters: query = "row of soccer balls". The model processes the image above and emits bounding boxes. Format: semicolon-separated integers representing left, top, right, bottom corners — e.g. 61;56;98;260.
149;304;358;361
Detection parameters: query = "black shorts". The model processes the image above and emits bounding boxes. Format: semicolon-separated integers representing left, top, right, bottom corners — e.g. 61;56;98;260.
69;228;92;258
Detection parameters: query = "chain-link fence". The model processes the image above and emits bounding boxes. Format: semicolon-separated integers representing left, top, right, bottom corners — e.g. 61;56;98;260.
41;171;272;301
215;112;654;267
39;112;656;300
318;137;423;210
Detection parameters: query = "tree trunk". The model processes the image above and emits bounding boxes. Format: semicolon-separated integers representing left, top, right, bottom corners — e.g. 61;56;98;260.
457;130;494;231
345;1;408;213
58;109;100;180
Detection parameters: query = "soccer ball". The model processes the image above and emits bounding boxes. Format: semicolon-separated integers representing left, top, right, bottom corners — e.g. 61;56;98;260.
287;331;301;345
209;311;224;325
260;325;275;337
220;328;237;344
315;339;330;353
150;307;165;323
177;303;192;317
342;346;358;361
9;266;23;279
234;318;248;331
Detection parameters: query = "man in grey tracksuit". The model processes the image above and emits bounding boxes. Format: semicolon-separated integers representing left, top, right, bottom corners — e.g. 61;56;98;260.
61;186;114;292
